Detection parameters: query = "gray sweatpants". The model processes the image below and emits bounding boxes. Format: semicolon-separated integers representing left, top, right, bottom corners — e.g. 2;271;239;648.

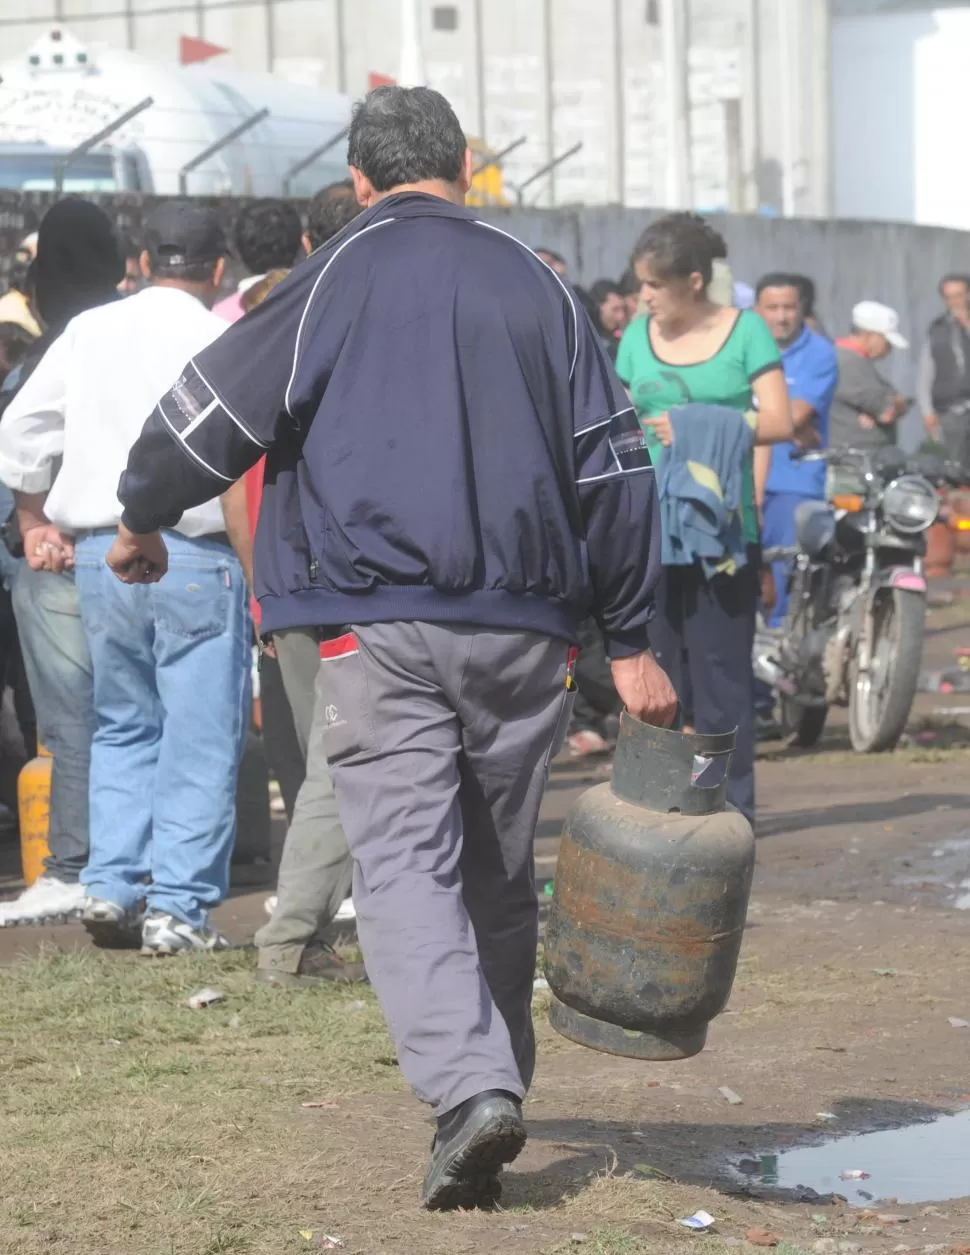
315;621;573;1115
254;628;353;974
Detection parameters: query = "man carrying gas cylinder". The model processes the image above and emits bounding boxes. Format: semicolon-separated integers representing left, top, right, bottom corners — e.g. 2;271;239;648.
103;85;677;1209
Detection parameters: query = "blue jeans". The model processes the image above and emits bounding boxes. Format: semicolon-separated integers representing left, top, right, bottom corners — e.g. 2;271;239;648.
75;530;251;928
12;566;94;882
649;555;759;827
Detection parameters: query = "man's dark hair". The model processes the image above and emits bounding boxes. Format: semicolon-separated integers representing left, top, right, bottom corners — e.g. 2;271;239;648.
618;268;640;297
6;256;31;295
573;285;600;328
790;274;817;317
232;199;303;274
939;273;970;295
305;180;362;252
755;272;804;299
631;212;727;286
348;85;466;193
0;321;33;365
535;247;566;268
590;279;622;305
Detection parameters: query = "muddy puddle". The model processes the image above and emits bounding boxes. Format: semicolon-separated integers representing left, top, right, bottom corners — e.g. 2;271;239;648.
893;836;970;910
738;1110;970;1205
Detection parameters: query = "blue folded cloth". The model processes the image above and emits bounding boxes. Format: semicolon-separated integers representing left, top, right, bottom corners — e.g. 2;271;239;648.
654;402;754;577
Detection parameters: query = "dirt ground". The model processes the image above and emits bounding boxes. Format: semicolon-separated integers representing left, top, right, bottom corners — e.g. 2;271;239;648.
1;603;969;1255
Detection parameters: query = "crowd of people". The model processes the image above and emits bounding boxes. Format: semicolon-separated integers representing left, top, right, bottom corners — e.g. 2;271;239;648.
0;82;968;1207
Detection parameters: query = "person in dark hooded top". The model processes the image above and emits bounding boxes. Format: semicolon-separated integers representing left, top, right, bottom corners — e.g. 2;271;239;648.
0;198;124;928
1;198;124;413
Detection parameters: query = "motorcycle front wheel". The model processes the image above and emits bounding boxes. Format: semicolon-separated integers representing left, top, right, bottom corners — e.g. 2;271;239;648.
848;589;925;753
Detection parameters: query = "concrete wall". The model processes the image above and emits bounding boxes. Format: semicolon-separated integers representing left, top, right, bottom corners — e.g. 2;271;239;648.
0;0;827;214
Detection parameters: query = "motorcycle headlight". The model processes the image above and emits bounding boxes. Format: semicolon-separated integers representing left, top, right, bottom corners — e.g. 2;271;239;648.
883;475;938;533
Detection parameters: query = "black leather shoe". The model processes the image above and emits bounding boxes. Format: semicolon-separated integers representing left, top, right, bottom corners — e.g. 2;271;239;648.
421;1089;526;1211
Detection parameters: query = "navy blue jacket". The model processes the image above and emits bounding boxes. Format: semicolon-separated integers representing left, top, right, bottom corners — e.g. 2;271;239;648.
118;193;660;657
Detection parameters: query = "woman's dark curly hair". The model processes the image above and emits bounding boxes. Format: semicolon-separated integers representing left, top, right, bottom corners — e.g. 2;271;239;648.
630;212;727;287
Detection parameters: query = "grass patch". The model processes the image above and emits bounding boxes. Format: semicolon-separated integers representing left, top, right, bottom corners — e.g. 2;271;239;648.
0;946;400;1255
545;1229;653;1254
544;1229;813;1254
0;950;889;1255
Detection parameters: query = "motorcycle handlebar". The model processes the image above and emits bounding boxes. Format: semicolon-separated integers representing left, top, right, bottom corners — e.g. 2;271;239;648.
789;445;970;487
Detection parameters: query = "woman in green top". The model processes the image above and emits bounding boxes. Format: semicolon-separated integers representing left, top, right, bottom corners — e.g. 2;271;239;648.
615;213;792;825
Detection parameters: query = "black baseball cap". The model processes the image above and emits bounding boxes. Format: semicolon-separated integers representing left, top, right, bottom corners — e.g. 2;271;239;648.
142;201;228;272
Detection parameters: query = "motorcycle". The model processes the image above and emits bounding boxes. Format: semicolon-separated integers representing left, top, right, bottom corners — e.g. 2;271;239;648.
754;447;951;753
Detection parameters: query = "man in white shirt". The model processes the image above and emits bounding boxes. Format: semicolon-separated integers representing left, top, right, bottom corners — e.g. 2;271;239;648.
0;203;252;954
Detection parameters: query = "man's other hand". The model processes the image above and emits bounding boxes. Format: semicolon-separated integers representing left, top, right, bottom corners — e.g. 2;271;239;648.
106;524;169;584
23;524;74;573
610;650;677;727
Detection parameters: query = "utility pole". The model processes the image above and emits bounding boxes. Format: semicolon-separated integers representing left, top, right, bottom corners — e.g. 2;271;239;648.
473;0;486;142
540;0;555;206
334;0;347;94
398;0;425;87
811;0;832;217
723;99;743;213
779;0;798;216
660;0;692;209
741;0;762;213
612;0;626;205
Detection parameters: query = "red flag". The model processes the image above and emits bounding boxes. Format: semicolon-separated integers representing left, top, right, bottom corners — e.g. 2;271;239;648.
180;34;228;65
368;72;396;90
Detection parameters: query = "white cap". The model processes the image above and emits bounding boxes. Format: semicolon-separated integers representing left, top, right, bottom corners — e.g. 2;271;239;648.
851;300;908;350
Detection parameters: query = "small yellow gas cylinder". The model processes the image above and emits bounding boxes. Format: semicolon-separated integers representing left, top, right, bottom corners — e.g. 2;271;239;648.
18;743;52;887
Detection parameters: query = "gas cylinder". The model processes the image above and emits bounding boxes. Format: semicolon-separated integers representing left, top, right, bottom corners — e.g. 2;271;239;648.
18;743;53;888
544;714;755;1061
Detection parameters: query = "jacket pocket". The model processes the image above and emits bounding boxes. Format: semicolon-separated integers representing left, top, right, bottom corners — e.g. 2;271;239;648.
317;632;379;762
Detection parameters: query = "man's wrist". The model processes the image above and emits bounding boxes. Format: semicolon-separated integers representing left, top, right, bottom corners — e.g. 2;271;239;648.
120;509;158;537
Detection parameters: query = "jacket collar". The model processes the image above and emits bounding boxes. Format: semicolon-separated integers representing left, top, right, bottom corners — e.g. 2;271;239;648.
306;191;476;272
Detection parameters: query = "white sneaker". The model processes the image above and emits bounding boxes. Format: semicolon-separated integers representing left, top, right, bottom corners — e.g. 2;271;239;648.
0;876;85;927
141;910;231;956
334;897;356;922
82;896;145;948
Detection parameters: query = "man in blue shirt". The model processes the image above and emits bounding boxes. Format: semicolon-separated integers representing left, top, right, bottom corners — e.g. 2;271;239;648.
755;274;839;627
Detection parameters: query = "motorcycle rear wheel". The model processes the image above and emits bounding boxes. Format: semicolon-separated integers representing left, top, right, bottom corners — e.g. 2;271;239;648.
778;567;828;748
780;697;828;748
848;589;925;753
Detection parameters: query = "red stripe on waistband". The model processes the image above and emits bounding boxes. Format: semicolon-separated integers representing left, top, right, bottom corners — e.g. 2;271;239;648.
319;631;359;660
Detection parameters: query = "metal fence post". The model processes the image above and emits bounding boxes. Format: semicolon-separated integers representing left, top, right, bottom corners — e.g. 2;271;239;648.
178;108;270;197
280;125;350;198
53;97;154;197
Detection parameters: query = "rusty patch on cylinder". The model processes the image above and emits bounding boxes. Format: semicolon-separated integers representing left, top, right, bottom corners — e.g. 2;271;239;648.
552;839;737;955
